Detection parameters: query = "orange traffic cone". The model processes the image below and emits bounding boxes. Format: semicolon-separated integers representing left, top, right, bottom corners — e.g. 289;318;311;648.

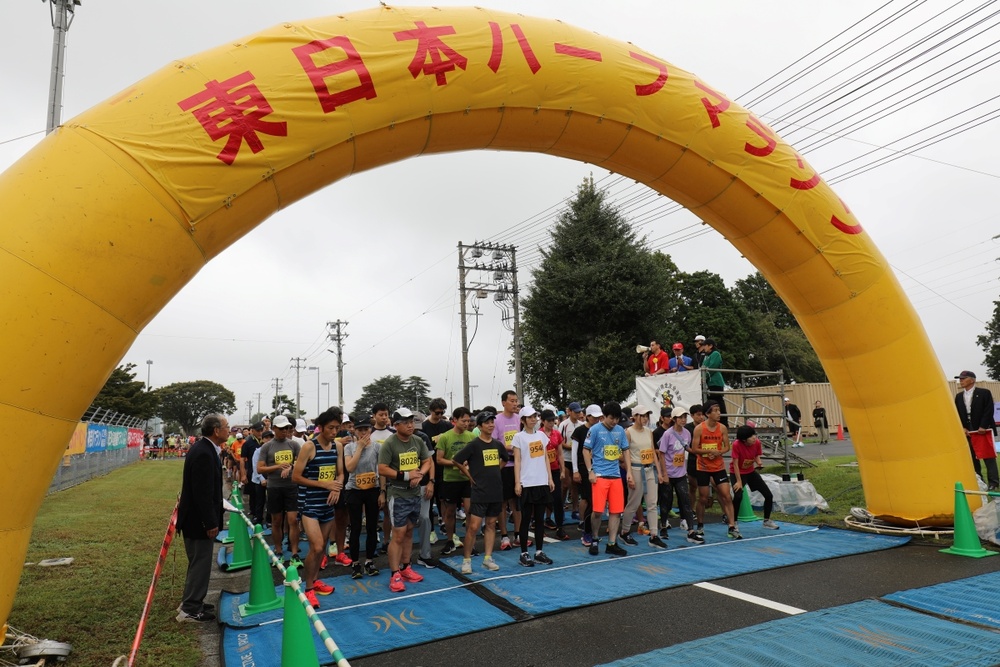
836;424;844;441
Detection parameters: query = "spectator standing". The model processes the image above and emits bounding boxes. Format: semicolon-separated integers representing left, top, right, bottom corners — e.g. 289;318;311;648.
643;340;670;376
784;397;802;447
701;339;728;427
667;343;694;373
955;370;998;490
812;401;830;444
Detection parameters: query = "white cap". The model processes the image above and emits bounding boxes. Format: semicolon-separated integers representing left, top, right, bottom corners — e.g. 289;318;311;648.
541;403;557;413
294;418;308;432
518;405;538;419
670;406;689;419
633;404;653;416
272;415;293;429
585;404;603;418
392;407;415;423
694;334;706;342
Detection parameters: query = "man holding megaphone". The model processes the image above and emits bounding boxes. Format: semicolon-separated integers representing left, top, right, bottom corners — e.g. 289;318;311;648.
640;340;670;377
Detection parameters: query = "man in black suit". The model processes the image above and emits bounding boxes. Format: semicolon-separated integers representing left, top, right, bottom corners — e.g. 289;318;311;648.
176;414;227;622
955;370;998;490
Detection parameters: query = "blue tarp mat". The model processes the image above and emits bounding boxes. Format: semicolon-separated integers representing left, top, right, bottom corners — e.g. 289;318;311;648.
220;569;513;665
883;571;1000;629
600;599;1000;666
462;524;908;615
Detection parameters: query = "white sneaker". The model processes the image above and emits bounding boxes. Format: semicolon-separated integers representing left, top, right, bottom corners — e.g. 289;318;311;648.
452;533;464;548
680;519;688;531
429;531;438;544
483;556;500;571
461;558;472;574
762;519;779;529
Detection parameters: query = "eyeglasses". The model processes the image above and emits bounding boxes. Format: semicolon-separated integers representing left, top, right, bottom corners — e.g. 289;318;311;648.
432;410;445;416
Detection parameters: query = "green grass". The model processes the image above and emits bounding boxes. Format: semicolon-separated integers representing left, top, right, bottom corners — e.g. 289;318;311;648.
9;461;201;667
763;455;866;527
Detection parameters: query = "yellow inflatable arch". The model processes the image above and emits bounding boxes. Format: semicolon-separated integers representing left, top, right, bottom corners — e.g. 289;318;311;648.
0;6;975;626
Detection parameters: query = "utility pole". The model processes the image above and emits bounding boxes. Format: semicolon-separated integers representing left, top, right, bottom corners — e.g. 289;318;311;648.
253;392;262;417
145;359;153;391
291;357;306;417
271;378;283;414
327;320;348;409
245;400;253;424
308;366;320;417
44;0;81;134
321;382;330;410
457;242;523;404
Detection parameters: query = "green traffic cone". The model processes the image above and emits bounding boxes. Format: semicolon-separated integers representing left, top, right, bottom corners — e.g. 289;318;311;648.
239;525;284;617
941;481;997;558
281;565;320;667
225;516;253;571
737;486;760;523
222;486;243;544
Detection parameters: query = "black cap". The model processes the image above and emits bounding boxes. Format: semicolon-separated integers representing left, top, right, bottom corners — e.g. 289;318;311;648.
476;411;496;426
250;421;265;431
354;416;372;429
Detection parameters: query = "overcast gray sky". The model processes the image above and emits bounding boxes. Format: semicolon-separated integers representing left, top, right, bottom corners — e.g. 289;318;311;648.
2;1;998;420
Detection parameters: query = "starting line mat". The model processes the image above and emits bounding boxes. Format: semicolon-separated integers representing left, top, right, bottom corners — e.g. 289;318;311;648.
220;523;909;665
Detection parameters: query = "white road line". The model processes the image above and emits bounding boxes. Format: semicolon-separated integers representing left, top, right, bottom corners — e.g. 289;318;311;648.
693;581;807;615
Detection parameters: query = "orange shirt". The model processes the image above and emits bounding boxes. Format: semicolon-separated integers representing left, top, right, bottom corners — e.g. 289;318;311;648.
696;422;725;472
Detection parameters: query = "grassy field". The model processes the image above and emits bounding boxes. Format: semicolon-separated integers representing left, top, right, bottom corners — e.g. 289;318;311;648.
9;461;200;667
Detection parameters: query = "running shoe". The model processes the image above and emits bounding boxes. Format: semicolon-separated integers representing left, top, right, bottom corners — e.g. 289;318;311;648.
416;556;438;569
304;589;320;608
461;558;473;575
680;519;688;531
452;533;464;548
441;541;457;556
457;507;467;520
176;610;216;623
620;532;638;546
500;536;512;551
588;543;600;556
534;551;553;565
581;533;594;547
686;531;705;545
429;530;438;544
555;529;570;541
543;519;557;530
320;555;328;570
519;552;535;567
648;535;667;548
313;580;334;595
762;519;780;530
605;542;628;556
364;560;380;577
483;556;500;571
351;562;363;579
727;526;743;540
659;526;670;539
335;552;353;567
399;565;424;582
389;572;406;593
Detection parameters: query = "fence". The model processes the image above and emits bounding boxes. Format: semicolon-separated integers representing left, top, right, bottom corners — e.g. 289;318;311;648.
47;407;147;494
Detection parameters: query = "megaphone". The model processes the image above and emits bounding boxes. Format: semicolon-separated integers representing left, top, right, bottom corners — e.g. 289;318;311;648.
636;345;650;354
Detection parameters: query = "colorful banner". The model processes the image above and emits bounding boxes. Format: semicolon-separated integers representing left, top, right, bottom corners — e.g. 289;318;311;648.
127;428;145;449
85;424;108;453
66;422;88;456
107;426;128;450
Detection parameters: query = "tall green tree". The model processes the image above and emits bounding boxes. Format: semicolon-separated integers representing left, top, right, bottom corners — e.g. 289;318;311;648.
153;380;236;436
352;375;430;417
89;363;160;419
978;299;1000;380
403;376;433;414
519;176;680;405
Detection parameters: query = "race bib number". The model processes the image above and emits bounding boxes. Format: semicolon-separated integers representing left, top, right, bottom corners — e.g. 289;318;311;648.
529;440;545;458
274;450;293;465
483;449;500;467
355;472;377;490
318;465;336;481
672;452;685;467
603;445;621;461
701;442;718;458
546;448;557;463
504;431;516;451
640;449;656;465
398;451;419;471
